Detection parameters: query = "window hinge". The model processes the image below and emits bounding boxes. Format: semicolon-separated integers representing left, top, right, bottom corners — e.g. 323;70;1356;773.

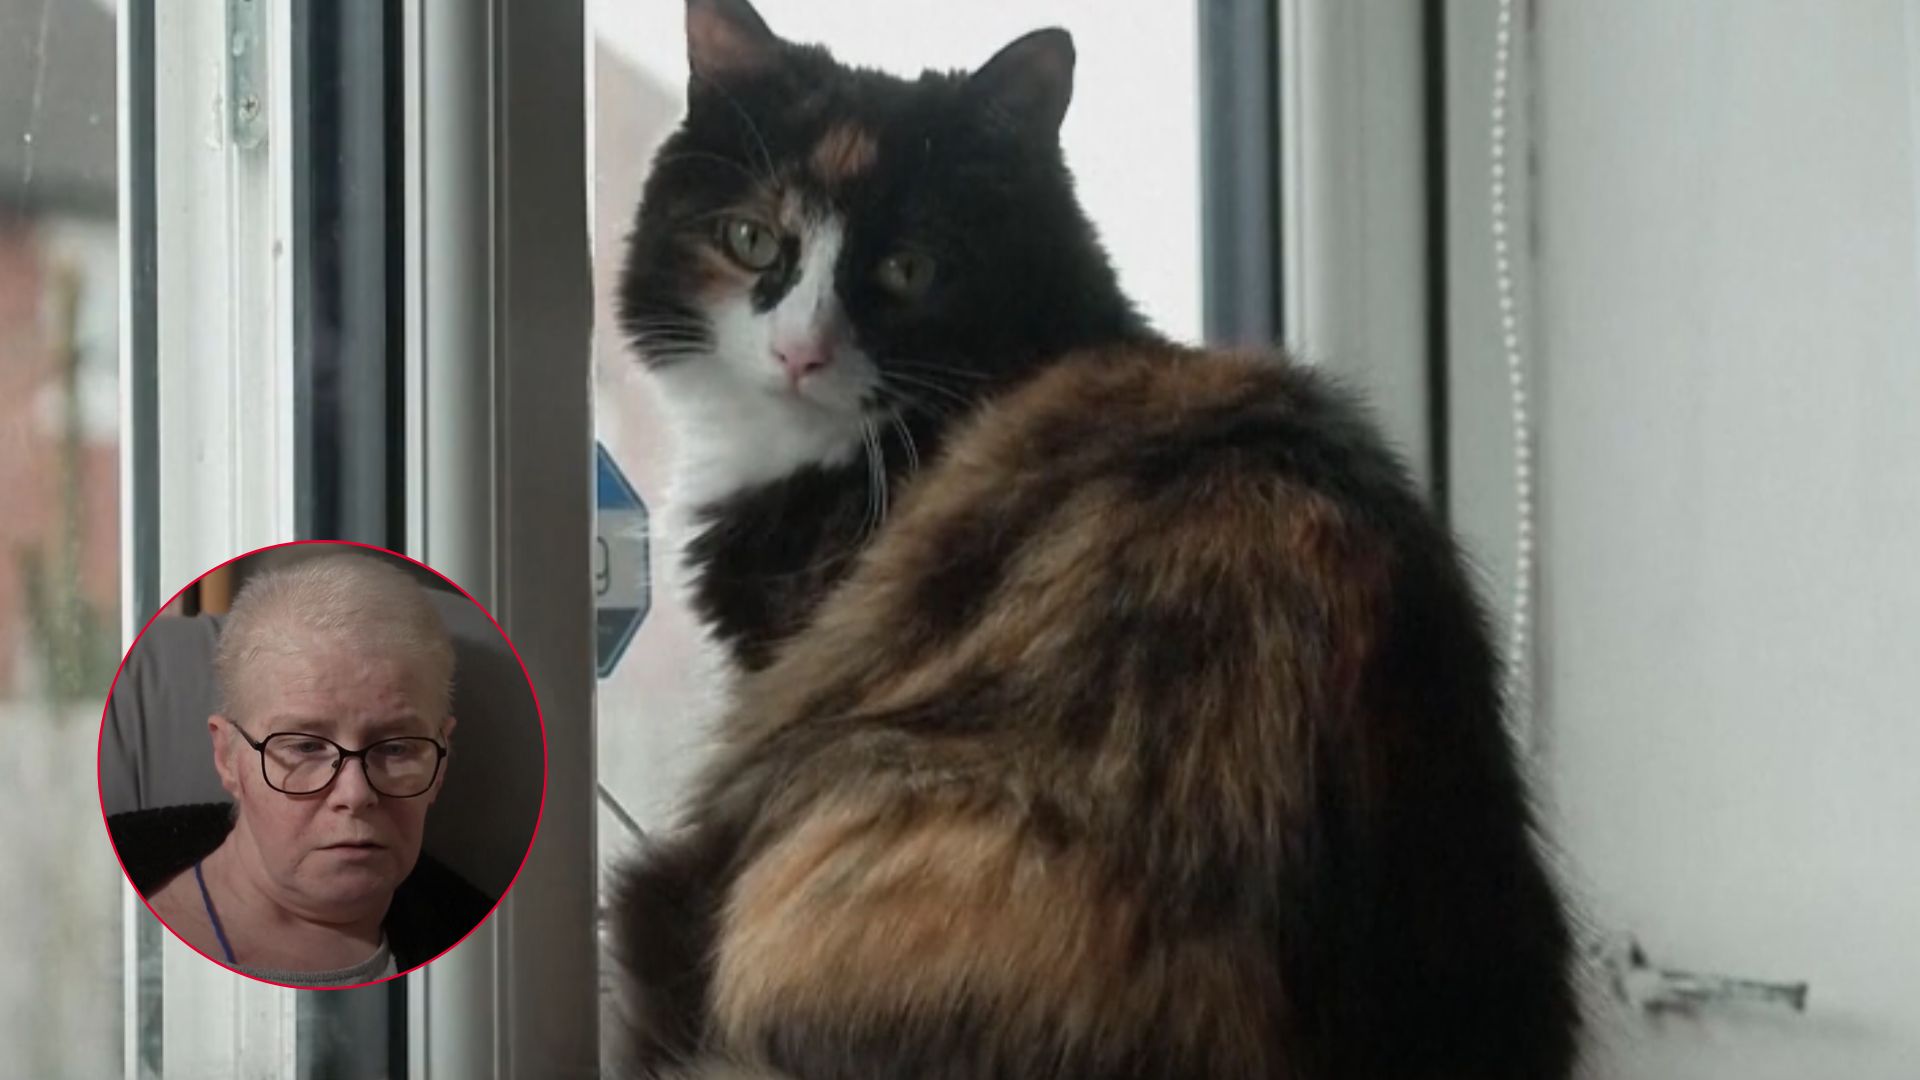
228;0;267;149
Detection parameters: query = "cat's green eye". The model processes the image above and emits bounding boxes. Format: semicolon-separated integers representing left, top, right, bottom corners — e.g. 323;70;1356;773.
721;217;781;271
876;251;936;300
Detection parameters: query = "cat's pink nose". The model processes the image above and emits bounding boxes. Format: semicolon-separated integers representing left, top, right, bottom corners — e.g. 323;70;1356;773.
776;343;833;383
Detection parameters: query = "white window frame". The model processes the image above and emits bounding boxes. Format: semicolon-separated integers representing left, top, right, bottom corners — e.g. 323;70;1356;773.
124;0;301;1074
403;0;598;1076
1275;0;1436;488
120;0;596;1074
1441;0;1540;657
1272;0;1545;700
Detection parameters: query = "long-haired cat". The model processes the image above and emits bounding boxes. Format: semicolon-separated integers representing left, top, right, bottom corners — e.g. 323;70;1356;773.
612;2;1580;1078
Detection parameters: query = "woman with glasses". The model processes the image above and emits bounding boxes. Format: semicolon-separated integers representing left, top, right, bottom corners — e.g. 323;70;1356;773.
114;552;492;988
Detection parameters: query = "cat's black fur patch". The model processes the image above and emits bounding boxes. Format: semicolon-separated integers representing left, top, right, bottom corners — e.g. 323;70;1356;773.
619;10;1151;668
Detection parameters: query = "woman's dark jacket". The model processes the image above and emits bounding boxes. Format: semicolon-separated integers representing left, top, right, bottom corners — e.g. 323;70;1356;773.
107;802;496;971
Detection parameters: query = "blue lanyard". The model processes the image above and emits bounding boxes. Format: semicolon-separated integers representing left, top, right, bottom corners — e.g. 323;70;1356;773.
193;860;238;964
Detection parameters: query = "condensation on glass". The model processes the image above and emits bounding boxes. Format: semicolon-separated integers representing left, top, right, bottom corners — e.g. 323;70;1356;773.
0;0;124;1074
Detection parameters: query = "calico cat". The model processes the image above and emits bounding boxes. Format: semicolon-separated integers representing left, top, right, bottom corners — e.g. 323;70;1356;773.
612;2;1580;1078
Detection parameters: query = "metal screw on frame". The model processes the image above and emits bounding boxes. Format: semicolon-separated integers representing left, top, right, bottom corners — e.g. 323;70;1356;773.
229;0;267;149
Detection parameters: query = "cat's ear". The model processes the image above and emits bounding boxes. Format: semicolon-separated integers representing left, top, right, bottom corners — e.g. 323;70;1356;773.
686;0;781;84
967;28;1076;139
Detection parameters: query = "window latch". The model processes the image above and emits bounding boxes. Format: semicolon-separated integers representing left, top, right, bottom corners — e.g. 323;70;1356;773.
1604;935;1809;1016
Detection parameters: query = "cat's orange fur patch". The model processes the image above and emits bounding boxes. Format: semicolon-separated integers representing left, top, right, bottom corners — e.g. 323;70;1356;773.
809;123;879;185
710;797;1279;1074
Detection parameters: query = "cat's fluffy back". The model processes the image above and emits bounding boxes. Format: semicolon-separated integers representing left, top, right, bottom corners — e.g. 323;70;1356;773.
722;341;1415;748
683;341;1577;1078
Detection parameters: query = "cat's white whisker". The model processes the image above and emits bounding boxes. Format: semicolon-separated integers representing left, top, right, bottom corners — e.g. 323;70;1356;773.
857;418;889;542
881;371;976;412
650;150;773;188
889;395;964;432
890;413;922;478
888;359;992;382
628;317;711;331
875;428;891;530
690;76;780;186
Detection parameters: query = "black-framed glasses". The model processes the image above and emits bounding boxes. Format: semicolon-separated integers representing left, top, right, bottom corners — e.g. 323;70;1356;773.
228;721;447;798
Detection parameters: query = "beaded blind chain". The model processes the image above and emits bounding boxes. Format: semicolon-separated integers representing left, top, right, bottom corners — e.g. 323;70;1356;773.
1491;0;1538;738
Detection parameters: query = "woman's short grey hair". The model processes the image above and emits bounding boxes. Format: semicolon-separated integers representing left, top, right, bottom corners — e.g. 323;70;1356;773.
212;551;456;721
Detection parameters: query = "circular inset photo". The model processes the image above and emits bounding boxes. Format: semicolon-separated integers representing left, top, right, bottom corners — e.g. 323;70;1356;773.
98;541;546;989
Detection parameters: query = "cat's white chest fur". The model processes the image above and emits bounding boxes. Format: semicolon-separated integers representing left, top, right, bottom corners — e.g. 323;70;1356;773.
645;354;864;622
649;355;865;512
637;210;883;655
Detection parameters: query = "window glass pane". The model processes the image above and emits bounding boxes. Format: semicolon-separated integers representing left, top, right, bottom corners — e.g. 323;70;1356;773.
293;0;403;548
0;0;123;1072
291;2;408;1064
587;0;1200;1062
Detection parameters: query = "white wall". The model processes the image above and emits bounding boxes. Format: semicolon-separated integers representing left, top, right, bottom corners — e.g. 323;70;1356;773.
1521;3;1920;1076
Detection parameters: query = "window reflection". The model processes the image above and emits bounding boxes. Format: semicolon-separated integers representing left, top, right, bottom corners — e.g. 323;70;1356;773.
0;0;124;1073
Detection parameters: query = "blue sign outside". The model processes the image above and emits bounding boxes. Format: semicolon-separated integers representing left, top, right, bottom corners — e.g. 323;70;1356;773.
595;442;651;678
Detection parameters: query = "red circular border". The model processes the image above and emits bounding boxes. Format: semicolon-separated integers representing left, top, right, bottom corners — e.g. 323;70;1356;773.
95;539;551;991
